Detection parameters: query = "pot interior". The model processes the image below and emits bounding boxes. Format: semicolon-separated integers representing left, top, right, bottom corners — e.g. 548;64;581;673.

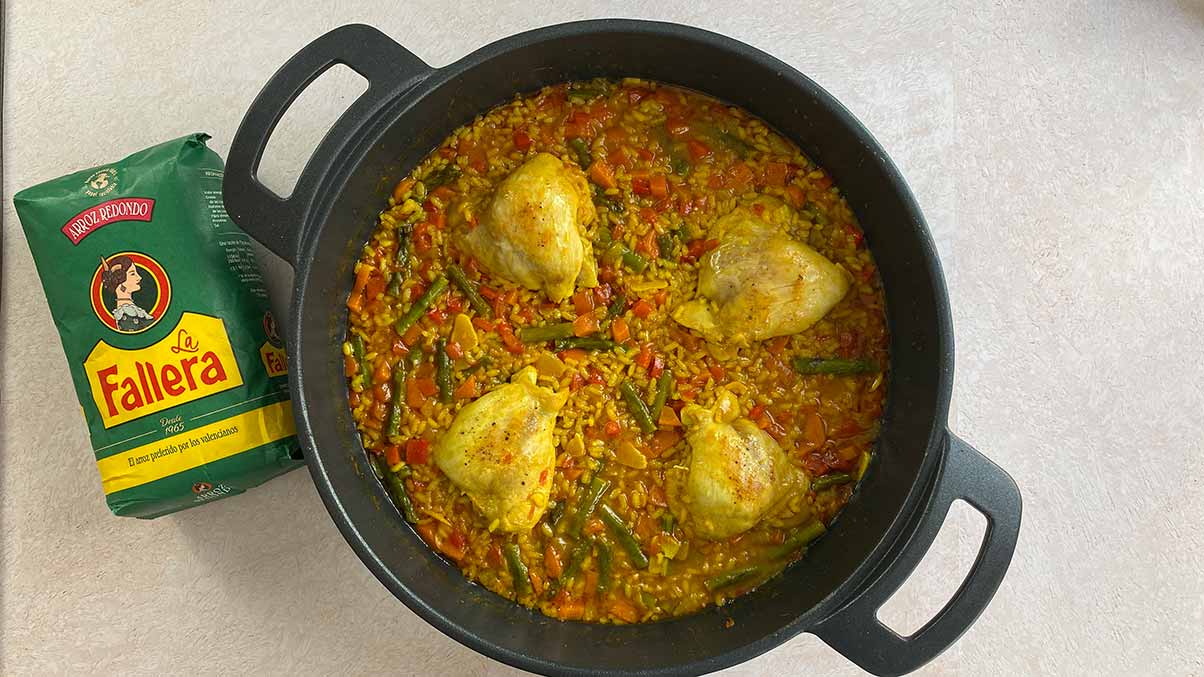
290;21;951;674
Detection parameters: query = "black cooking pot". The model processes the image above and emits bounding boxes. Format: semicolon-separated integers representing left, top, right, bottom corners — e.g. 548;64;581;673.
223;20;1022;676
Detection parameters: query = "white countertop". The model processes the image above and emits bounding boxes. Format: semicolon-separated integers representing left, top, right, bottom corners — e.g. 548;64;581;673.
4;1;1203;675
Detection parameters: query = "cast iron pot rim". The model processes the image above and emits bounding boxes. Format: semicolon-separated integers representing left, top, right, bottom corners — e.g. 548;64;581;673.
286;19;953;676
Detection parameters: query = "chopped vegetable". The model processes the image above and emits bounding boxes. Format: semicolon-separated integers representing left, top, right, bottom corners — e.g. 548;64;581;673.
568;137;593;169
425;163;461;189
791;357;879;376
621;248;649;272
552;337;618;351
615;440;648;469
602;241;649;273
656;233;676;258
647;369;673;424
595;539;613;593
546;500;566;528
657;406;681;427
394;275;449;335
387;224;413;296
607;293;627;318
812;472;854;492
620;381;657;434
370;455;418;523
588;160;617;189
446;264;492;317
649;175;669;199
572;311;601;337
405;438;431;465
504;543;532;596
518;322;576;343
769;520;827;559
569;476;611;538
704;565;765;592
451;313;479;350
561;538;591;580
350;334;371;388
609;596;641;623
453;375;479;399
385;360;408;437
599;504;649;569
611;317;630;343
535;352;567;378
434;338;452;403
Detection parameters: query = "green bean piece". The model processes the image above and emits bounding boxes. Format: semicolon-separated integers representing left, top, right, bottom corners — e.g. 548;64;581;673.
568;476;612;538
599;195;626;213
620;381;657;434
395;223;413;271
769;520;828;560
601;241;624;266
465;355;493;375
350;334;371;389
504;543;532;596
600;241;648;273
546;500;565;528
394;275;449;335
660;512;675;533
595;539;613;593
446;264;492;317
647;369;673;425
811;472;854;492
567;138;593;169
568;83;608;101
552;337;618;351
791;357;879;376
599;504;649;569
518;322;576;343
620;248;649;273
607;294;627;318
385;361;408;438
653;127;691;176
387;225;413;297
370;455;418;523
425;164;461;190
656;233;676;258
639;591;658;611
715;129;753;157
561;538;591;581
434;338;452;403
704;566;766;592
367;453;386;479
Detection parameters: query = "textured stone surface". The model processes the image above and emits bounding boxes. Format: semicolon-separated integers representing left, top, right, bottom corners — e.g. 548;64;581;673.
3;1;1202;675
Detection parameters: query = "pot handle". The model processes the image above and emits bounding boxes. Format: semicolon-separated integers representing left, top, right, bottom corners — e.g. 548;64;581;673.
813;434;1022;676
223;24;431;263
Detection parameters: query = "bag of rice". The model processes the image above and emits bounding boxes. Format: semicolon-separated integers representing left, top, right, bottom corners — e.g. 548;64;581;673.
13;133;303;518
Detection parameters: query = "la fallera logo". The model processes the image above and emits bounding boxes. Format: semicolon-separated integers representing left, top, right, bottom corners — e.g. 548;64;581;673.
91;251;171;334
83;312;245;429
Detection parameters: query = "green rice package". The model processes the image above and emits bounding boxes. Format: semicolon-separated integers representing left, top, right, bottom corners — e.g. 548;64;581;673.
14;133;303;518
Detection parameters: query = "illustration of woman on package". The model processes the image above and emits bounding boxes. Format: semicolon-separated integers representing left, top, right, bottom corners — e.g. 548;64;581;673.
100;254;155;332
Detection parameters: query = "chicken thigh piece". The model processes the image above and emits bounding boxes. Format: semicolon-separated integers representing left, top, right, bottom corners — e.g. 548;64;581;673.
462;153;597;302
669;390;806;540
433;366;568;532
672;197;851;344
